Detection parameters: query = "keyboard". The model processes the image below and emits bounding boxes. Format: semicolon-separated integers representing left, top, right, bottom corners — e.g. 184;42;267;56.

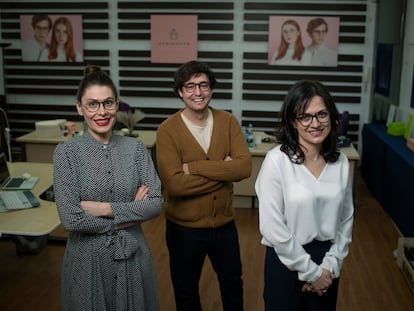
6;177;26;188
0;191;32;210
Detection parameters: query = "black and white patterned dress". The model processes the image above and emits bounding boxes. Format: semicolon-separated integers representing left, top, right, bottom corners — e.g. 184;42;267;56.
53;131;163;311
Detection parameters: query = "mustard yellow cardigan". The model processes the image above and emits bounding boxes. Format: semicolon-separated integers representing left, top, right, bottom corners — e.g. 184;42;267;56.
156;107;252;228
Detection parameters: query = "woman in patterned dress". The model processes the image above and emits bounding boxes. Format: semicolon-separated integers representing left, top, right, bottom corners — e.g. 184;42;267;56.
53;65;163;310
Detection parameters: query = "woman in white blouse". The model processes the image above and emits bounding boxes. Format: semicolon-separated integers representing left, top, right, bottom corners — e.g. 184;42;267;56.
255;80;354;310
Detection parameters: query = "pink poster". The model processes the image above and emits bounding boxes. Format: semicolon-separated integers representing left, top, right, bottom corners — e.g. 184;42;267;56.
20;14;83;62
151;15;198;64
268;16;340;67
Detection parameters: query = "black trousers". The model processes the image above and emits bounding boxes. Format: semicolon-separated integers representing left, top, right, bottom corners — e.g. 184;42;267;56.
166;220;244;311
264;240;339;311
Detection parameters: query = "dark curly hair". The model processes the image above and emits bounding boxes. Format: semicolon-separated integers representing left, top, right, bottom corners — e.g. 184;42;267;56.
277;80;340;164
173;60;217;98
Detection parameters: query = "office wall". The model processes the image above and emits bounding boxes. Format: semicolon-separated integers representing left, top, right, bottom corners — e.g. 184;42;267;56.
399;0;414;136
0;0;376;152
371;0;405;123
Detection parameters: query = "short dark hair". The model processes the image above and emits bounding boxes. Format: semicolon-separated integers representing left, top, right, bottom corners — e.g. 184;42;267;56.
277;80;340;164
306;18;328;35
76;65;118;102
31;14;52;30
173;60;217;97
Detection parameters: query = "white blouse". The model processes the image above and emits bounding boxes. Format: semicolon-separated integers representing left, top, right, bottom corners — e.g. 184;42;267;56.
255;145;354;282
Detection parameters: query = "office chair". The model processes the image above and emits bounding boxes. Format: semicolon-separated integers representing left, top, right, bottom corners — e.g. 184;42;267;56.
0;107;12;162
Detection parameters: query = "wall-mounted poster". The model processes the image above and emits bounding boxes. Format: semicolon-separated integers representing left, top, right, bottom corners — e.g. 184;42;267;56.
151;15;197;64
268;16;339;66
411;67;414;109
20;14;83;62
374;43;393;97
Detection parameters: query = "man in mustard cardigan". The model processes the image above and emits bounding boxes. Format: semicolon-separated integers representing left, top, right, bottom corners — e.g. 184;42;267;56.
156;60;252;311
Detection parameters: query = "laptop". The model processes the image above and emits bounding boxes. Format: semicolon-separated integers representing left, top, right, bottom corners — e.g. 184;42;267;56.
0;190;40;212
0;152;39;190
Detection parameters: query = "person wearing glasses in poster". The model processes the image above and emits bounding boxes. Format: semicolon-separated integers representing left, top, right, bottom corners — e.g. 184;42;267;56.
255;80;354;310
305;18;338;67
156;60;252;311
53;65;162;310
21;14;52;61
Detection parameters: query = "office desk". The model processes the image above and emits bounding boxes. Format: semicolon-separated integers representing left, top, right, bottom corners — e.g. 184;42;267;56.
361;123;414;236
16;130;157;163
233;132;360;207
0;162;59;236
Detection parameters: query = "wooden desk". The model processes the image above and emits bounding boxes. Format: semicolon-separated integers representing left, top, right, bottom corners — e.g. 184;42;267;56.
233;132;360;207
0;162;59;236
16;130;157;163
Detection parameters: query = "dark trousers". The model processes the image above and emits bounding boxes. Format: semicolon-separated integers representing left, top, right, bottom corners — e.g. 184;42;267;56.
166;220;244;311
264;240;339;311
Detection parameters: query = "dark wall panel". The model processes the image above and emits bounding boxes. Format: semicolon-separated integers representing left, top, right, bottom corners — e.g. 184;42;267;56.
0;1;370;154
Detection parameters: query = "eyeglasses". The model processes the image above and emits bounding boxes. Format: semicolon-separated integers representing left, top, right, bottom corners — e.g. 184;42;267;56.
296;110;330;127
82;99;118;112
183;82;210;93
312;30;327;35
35;26;50;32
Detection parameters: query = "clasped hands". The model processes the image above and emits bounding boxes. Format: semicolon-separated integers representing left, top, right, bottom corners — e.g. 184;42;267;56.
302;268;335;296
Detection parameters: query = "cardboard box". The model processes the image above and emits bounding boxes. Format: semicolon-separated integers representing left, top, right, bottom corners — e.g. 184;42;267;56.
397;237;414;294
35;119;66;138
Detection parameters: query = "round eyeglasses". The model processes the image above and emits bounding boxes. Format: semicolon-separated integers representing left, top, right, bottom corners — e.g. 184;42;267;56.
183;82;210;93
296;110;330;127
82;99;118;112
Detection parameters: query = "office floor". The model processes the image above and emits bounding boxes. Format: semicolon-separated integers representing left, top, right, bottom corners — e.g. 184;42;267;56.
0;169;413;310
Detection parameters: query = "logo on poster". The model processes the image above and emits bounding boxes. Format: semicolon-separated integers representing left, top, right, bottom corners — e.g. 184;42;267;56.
157;28;190;46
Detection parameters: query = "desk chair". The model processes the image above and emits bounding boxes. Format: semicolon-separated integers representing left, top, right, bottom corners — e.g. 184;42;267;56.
0;107;11;161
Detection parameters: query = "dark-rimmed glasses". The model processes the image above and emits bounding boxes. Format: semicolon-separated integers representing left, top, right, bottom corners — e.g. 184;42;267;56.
35;26;50;32
183;82;210;93
82;99;118;112
296;110;330;127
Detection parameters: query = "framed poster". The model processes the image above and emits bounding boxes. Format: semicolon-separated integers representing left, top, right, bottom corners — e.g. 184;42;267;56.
20;14;83;62
374;44;393;97
411;66;414;109
151;15;198;64
268;16;339;66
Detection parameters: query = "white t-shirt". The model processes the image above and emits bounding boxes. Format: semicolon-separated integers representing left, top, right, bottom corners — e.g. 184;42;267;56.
306;44;338;66
255;145;354;282
21;38;48;61
180;109;213;153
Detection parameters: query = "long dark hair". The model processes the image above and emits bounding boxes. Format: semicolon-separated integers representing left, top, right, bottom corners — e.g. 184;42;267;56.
277;80;340;164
